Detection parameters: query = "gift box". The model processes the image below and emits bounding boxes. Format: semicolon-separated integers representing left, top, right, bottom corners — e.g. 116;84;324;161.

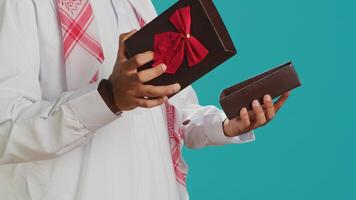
124;0;236;91
219;62;302;120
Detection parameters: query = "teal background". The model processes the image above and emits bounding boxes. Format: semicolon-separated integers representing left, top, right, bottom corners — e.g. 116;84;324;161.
152;0;356;199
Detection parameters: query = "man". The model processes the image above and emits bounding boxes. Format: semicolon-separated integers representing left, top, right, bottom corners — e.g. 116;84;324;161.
0;0;289;199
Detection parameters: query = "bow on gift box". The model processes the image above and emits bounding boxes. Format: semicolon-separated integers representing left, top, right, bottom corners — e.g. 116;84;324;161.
152;6;209;74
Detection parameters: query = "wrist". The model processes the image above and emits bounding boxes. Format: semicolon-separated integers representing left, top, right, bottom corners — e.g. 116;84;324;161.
223;118;244;137
98;79;122;115
222;118;232;137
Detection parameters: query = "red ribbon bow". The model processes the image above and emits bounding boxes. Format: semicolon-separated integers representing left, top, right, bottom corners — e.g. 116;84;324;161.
153;6;209;74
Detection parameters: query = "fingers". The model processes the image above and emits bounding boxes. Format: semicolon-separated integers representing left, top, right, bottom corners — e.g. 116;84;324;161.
134;96;168;108
138;83;181;98
236;92;289;132
137;63;167;83
124;51;154;71
133;83;181;108
263;95;275;121
118;30;137;61
274;91;291;112
252;100;267;126
240;107;251;129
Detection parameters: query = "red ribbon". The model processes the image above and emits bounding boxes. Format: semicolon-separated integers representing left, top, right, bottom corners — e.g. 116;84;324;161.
152;6;209;74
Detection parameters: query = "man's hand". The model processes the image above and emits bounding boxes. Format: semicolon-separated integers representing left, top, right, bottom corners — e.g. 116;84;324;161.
108;30;181;111
223;92;291;137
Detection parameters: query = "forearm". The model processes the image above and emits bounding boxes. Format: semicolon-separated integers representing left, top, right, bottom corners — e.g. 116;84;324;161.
168;86;255;149
0;83;117;165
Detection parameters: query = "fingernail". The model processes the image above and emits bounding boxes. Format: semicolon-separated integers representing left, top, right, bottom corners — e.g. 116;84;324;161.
161;64;167;72
175;84;180;90
241;107;247;113
163;96;168;101
252;100;260;107
264;95;272;102
174;84;181;92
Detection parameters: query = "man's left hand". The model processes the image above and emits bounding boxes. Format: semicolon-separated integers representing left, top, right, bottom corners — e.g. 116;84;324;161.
223;92;291;137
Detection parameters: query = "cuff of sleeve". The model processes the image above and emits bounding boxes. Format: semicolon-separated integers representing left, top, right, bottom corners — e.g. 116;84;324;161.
67;82;119;131
205;111;256;145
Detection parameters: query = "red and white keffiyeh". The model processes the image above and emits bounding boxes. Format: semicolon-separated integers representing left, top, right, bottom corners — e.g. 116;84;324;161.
56;0;104;90
130;2;188;187
165;102;188;186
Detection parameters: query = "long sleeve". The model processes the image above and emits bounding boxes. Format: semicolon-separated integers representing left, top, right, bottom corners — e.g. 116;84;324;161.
170;86;255;149
0;0;117;164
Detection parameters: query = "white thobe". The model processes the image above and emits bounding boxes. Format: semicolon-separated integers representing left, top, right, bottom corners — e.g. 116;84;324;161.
0;0;255;199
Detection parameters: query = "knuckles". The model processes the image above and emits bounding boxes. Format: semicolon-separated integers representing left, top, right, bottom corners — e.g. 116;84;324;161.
132;55;144;67
255;108;264;115
133;52;153;67
119;34;126;41
154;66;164;76
243;120;251;129
136;73;145;83
144;87;154;97
119;33;130;43
140;101;150;108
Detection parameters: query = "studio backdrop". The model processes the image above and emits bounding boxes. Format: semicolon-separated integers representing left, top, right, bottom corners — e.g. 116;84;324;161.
152;0;356;199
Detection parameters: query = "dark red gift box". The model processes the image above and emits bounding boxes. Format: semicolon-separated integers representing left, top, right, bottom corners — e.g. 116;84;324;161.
124;0;236;90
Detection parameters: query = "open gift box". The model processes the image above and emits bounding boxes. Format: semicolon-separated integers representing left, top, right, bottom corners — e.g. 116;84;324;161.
220;62;301;119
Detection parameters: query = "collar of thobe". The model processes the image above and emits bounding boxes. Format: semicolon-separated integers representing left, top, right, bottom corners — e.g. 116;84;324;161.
127;0;157;23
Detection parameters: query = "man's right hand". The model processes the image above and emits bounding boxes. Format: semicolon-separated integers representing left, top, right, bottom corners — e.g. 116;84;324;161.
108;30;181;111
